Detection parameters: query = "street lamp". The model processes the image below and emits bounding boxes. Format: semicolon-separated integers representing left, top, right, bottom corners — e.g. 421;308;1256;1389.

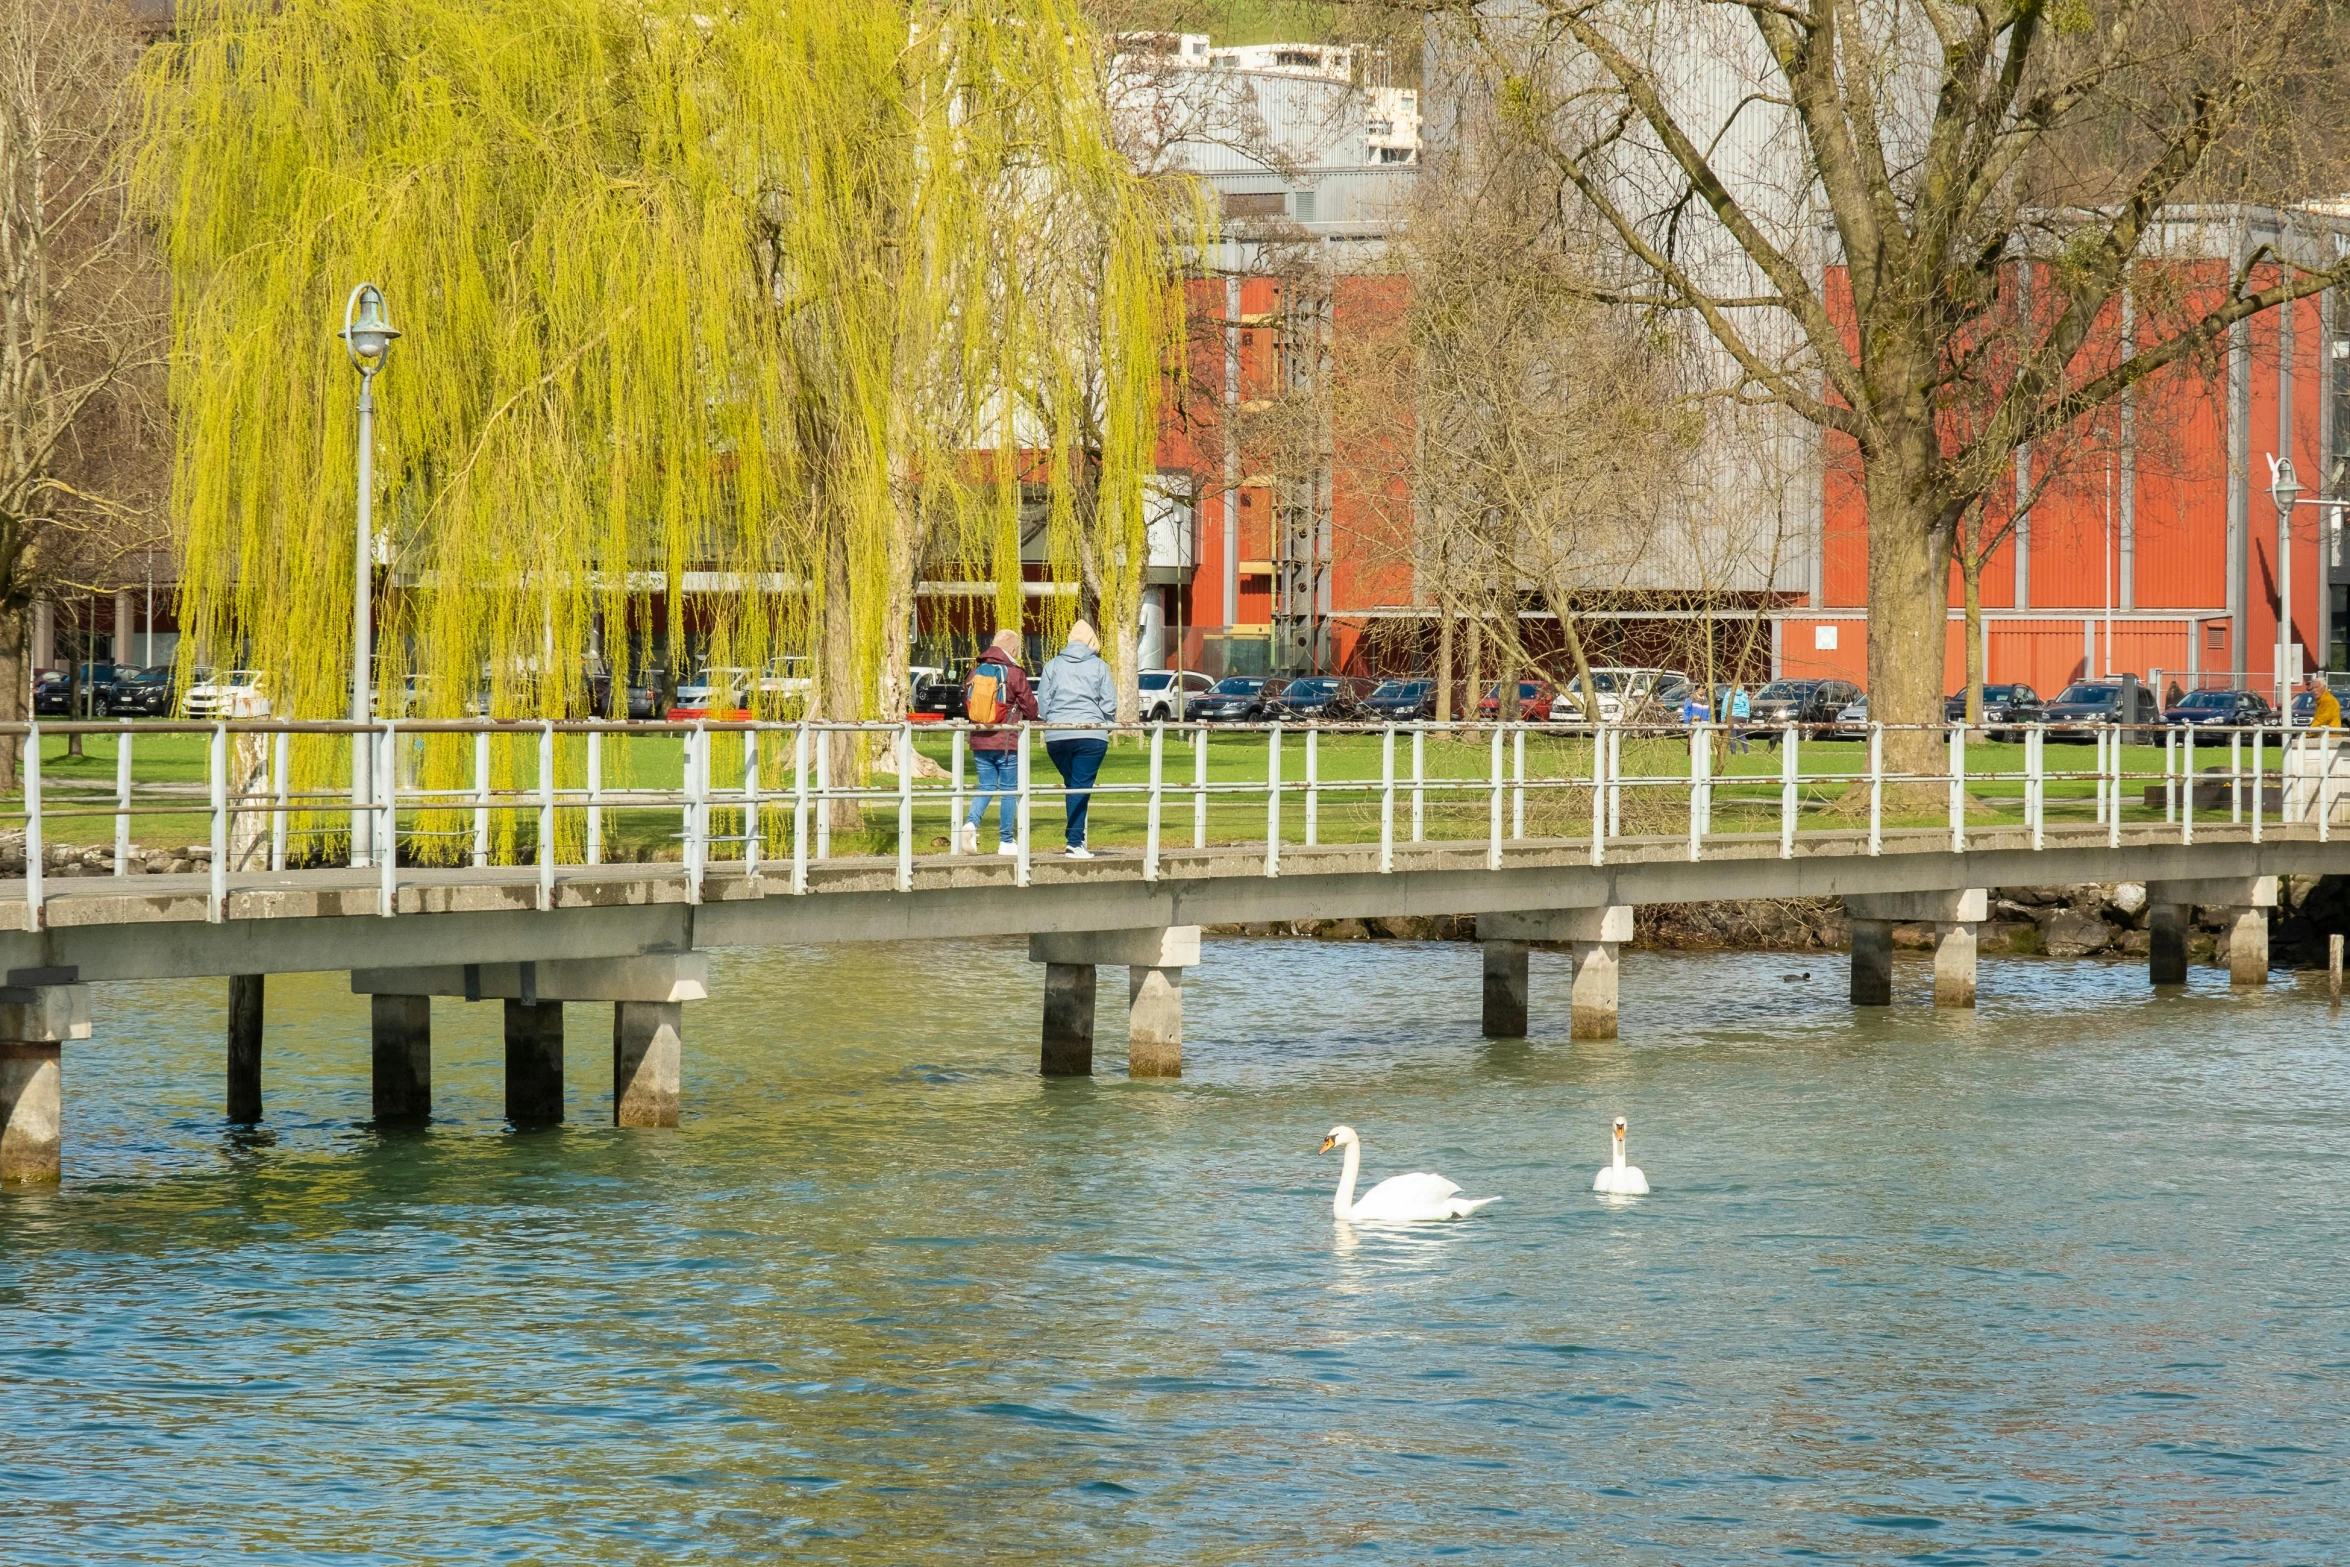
2270;454;2301;715
339;283;398;865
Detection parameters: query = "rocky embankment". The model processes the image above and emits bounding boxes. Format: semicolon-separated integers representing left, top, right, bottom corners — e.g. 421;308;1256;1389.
0;834;210;876
1216;877;2350;970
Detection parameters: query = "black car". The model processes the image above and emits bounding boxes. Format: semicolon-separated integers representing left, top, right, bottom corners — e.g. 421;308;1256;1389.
98;666;175;716
2043;680;2162;739
1362;678;1436;721
2164;688;2275;728
1747;677;1860;737
625;667;667;721
1944;681;2044;741
1187;676;1287;722
32;671;70;716
33;663;120;717
912;665;970;721
1270;675;1375;721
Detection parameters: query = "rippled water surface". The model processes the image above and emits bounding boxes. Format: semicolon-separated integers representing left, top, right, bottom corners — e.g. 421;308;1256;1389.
6;940;2349;1563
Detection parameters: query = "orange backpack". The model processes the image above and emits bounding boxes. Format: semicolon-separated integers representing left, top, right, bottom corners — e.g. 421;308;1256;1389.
966;664;1004;724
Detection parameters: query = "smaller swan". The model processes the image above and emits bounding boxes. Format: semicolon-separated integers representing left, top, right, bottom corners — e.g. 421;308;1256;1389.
1593;1116;1649;1195
1320;1126;1498;1222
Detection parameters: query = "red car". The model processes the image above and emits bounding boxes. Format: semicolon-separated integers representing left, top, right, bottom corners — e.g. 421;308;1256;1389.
1476;680;1556;721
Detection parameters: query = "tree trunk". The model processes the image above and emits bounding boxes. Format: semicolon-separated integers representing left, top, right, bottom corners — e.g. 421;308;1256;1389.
0;602;23;792
1434;605;1454;723
1960;551;1986;728
1464;613;1483;727
817;537;865;831
1865;453;1956;774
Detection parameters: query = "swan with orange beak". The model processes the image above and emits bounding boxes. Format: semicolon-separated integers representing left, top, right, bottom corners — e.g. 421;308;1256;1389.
1592;1116;1649;1195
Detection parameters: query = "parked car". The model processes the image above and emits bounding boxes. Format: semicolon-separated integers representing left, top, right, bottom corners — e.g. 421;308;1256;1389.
1271;675;1376;721
1139;669;1216;721
1188;676;1287;722
667;666;750;720
2043;680;2162;740
1361;678;1437;721
97;666;176;717
753;655;811;713
32;670;70;716
1476;679;1557;721
1944;682;2045;741
184;668;265;719
1746;677;1860;737
625;666;667;720
911;664;970;721
2163;688;2274;728
1550;667;1692;723
1830;693;1869;739
38;661;122;717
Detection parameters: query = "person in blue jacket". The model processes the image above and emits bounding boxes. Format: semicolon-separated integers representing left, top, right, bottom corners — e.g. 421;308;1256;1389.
1035;621;1120;857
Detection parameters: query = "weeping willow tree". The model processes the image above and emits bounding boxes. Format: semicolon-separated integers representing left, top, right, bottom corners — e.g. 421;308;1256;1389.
138;0;1197;853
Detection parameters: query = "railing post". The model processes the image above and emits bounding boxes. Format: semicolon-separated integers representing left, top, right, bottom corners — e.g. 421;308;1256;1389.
473;730;492;868
1779;724;1797;859
2028;726;2044;850
1193;722;1208;849
815;726;832;860
2182;724;2196;844
791;721;810;894
23;723;43;926
2164;725;2176;824
1606;726;1623;839
270;729;289;873
2251;725;2264;844
743;727;762;881
896;721;914;892
2108;721;2123;848
1486;723;1503;870
209;722;228;922
1948;721;1966;853
2230;728;2243;825
2322;729;2336;843
539;720;557;911
950;726;966;844
379;722;398;917
1590;723;1607;867
1014;725;1032;887
1687;721;1705;862
1867;723;1883;855
684;723;705;903
2093;728;2109;827
1410;726;1425;843
1512;724;1526;841
114;721;133;876
1145;723;1163;882
1379;724;1395;873
585;728;603;867
1305;726;1319;848
1265;722;1282;878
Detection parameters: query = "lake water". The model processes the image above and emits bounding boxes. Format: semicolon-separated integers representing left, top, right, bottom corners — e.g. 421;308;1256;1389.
5;939;2348;1563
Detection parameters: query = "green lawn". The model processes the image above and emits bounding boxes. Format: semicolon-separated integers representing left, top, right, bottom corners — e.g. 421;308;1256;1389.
6;721;2287;867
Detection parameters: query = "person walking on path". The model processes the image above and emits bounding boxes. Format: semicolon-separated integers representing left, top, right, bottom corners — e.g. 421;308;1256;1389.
960;629;1037;855
1036;620;1119;857
1727;683;1752;755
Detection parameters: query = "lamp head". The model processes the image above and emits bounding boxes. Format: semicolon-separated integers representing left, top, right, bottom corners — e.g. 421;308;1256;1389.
2269;453;2301;515
339;283;399;369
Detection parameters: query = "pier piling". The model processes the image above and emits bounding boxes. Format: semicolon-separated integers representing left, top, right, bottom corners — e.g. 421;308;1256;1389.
612;1001;681;1126
1030;928;1200;1077
227;974;264;1123
1480;940;1529;1038
504;999;565;1126
370;994;432;1125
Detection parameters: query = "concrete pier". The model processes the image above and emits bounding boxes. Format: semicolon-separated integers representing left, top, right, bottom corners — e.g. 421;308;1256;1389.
503;1000;565;1126
1029;928;1202;1077
1845;890;1986;1007
1480;940;1529;1038
612;1001;681;1127
2149;876;2276;987
1478;907;1633;1038
370;993;432;1125
0;973;91;1181
2148;903;2189;984
227;974;264;1123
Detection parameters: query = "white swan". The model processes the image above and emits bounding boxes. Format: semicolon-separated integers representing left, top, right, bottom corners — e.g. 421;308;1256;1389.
1593;1116;1649;1195
1320;1125;1498;1222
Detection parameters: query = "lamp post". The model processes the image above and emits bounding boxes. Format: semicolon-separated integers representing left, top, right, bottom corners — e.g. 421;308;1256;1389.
2270;454;2302;716
339;284;398;865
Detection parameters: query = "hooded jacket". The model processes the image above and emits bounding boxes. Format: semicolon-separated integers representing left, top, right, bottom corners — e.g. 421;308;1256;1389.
967;645;1038;752
1036;640;1120;743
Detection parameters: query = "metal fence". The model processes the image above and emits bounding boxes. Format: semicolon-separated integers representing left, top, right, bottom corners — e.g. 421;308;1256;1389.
5;716;2344;927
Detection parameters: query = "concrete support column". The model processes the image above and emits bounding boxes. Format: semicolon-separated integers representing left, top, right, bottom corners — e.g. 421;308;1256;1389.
1932;922;1977;1009
1126;967;1184;1078
2226;906;2270;986
227;974;264;1123
1480;940;1529;1039
1479;906;1633;1039
2149;903;2190;986
370;993;432;1125
1031;928;1200;1078
0;1044;61;1183
1849;919;1894;1006
504;999;564;1127
612;1001;681;1127
1570;940;1621;1039
1041;963;1096;1076
2149;877;2277;990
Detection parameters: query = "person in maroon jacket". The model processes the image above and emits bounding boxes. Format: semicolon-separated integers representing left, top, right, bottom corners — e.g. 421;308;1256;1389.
961;628;1038;854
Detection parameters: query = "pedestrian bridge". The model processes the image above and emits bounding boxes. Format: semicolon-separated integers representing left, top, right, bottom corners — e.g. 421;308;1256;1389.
2;715;2342;1181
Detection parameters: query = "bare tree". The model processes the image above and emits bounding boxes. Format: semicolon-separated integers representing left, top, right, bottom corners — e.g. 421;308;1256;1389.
0;0;163;784
1430;0;2350;766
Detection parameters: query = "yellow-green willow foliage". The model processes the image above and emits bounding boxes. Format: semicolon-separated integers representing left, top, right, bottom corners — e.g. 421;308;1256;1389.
138;0;1197;853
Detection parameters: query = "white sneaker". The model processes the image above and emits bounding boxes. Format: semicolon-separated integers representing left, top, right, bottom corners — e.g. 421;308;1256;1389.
958;822;979;854
996;840;1021;856
1066;845;1094;859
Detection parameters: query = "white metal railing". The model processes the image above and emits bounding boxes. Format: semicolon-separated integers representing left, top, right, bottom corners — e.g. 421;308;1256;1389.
2;715;2340;931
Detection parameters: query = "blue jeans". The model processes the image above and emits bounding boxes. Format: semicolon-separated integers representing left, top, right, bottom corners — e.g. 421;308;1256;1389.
965;748;1019;835
1046;737;1108;847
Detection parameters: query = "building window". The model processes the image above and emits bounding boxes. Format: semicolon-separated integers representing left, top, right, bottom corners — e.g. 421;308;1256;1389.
1290;189;1317;223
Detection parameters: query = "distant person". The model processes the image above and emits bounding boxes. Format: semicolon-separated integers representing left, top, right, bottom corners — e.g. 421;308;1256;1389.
1037;620;1119;858
1681;688;1708;726
2166;679;2185;709
1728;684;1751;754
960;629;1037;856
2308;675;2341;731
